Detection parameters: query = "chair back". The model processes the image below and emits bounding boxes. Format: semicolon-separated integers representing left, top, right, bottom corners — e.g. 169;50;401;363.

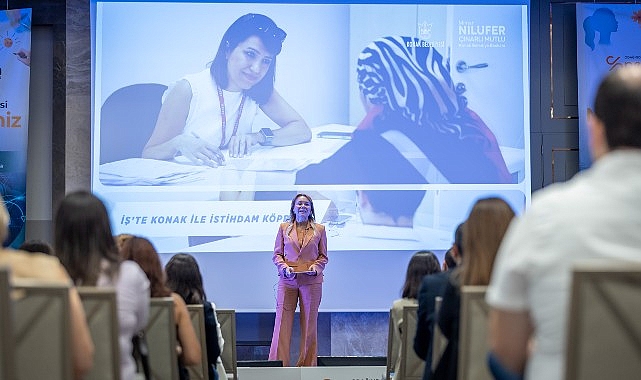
187;304;209;380
398;305;425;380
12;280;73;380
146;297;179;380
77;286;121;380
431;296;448;372
216;309;237;380
99;83;168;164
385;308;394;380
458;286;491;380
566;262;641;380
0;267;15;380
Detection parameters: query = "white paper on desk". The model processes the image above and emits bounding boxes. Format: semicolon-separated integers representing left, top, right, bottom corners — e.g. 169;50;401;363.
100;158;207;185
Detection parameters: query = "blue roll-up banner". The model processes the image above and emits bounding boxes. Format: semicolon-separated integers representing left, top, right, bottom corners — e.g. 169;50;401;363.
576;4;641;170
0;8;31;247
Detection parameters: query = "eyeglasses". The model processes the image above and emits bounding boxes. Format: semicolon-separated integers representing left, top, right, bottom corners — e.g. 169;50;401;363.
242;13;287;43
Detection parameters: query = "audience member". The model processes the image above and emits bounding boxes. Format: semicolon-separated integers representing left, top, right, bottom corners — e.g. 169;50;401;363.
486;65;641;380
54;191;150;380
442;249;456;272
413;222;464;379
433;198;515;380
120;236;202;379
0;195;94;380
18;238;54;255
165;253;222;380
389;251;441;380
115;233;134;252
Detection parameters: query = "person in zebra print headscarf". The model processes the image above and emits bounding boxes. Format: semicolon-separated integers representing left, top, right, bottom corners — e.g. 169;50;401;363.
297;36;511;187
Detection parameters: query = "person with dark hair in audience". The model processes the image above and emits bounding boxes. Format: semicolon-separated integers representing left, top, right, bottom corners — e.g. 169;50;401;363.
389;251;441;380
1;195;94;380
120;236;202;379
413;222;464;379
441;249;457;272
18;238;54;255
54;191;150;380
165;253;222;380
486;65;641;380
433;197;514;380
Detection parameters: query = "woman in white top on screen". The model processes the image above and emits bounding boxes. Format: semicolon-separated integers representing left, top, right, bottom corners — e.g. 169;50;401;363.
54;191;150;380
142;13;311;167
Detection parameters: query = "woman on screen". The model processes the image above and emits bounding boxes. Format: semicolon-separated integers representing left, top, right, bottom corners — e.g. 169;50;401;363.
142;13;311;167
269;193;328;366
296;35;512;185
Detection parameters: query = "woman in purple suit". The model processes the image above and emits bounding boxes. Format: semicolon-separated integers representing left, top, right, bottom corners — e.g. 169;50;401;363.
268;193;328;366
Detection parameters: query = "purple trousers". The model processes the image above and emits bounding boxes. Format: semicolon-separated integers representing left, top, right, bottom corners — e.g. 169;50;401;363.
269;281;322;366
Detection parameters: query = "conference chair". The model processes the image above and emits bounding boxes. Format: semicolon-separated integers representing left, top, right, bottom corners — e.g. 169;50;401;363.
0;267;15;380
187;304;209;380
147;297;179;380
99;83;168;164
12;279;73;380
565;262;641;380
431;296;448;372
397;305;425;380
385;308;394;380
77;286;121;380
457;286;491;380
216;309;237;380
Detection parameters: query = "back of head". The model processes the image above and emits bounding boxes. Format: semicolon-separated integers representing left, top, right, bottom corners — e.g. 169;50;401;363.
165;253;206;304
19;239;54;255
356;36;461;131
121;236;170;297
54;190;119;285
594;65;641;149
460;197;515;286
401;250;441;299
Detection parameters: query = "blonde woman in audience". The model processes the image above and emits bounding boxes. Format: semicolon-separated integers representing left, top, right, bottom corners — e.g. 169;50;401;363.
390;251;441;380
0;195;94;380
54;191;150;380
120;236;202;379
432;197;515;380
165;253;222;380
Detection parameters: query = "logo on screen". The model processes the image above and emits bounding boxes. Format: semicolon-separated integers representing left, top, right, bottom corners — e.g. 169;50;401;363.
418;21;432;39
582;8;618;51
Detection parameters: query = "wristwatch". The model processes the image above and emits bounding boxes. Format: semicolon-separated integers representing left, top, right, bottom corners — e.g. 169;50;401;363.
259;128;274;146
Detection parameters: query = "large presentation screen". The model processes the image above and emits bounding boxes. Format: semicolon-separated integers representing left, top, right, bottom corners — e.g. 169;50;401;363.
91;0;530;311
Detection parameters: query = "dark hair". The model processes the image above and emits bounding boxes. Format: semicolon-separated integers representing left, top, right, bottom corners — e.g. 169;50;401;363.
401;251;441;299
165;253;207;304
211;13;286;105
54;191;120;286
593;66;641;149
443;248;457;270
454;222;464;256
120;236;171;298
19;239;54;255
459;197;515;286
361;190;425;222
289;193;316;223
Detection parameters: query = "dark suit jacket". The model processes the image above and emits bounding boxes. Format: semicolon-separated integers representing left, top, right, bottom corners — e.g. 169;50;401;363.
414;271;451;380
433;279;460;380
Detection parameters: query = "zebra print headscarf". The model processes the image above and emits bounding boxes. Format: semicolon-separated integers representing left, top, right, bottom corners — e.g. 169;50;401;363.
357;36;461;134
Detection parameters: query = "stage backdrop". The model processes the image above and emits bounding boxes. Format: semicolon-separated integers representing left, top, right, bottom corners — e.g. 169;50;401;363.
0;8;31;248
576;3;641;170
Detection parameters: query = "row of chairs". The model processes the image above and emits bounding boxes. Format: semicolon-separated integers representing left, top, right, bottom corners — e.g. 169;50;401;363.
0;267;238;380
386;264;641;380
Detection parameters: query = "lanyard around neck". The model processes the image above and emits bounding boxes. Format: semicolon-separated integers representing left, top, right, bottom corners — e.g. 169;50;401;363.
217;86;247;149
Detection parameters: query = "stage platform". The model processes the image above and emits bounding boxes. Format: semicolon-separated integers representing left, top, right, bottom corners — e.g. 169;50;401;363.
237;365;386;380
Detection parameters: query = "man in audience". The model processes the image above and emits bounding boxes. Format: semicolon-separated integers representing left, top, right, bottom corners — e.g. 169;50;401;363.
486;65;641;380
0;195;94;379
413;222;463;380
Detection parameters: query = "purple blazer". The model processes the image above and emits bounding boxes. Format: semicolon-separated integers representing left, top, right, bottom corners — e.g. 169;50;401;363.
272;221;328;285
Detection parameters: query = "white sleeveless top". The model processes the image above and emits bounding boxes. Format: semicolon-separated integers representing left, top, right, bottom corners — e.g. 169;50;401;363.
180;68;259;148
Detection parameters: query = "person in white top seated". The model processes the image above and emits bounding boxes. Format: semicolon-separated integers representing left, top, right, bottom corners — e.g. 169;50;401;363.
142;13;311;167
486;65;641;380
